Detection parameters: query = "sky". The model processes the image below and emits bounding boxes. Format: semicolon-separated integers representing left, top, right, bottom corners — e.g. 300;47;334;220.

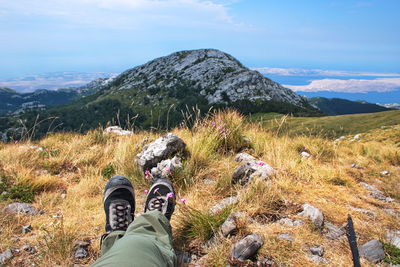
0;0;399;102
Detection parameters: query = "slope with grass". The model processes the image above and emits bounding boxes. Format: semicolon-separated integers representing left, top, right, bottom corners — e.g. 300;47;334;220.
308;97;392;115
251;109;400;139
0;110;399;266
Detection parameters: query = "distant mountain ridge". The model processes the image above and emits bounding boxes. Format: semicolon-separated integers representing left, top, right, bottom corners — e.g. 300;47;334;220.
309;97;392;115
0;78;113;115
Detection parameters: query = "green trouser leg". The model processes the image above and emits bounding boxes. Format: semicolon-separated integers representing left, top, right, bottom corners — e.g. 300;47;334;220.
92;210;177;267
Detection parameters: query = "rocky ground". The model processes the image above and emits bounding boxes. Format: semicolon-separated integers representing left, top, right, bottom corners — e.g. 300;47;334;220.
0;110;399;266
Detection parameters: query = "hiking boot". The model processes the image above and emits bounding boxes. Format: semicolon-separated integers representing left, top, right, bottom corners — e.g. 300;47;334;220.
103;176;135;232
144;178;175;220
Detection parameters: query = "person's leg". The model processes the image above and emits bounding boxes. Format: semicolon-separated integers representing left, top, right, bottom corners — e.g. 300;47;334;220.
92;211;176;267
92;178;177;267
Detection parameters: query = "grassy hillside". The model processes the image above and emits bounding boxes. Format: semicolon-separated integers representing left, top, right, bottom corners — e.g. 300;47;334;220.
0;110;399;266
308;97;391;115
250;110;400;139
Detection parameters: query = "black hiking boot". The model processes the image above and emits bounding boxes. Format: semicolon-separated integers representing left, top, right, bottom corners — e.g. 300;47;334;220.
103;176;135;232
144;178;176;220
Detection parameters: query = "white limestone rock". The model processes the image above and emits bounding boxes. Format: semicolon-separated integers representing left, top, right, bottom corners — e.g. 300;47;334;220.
298;203;324;227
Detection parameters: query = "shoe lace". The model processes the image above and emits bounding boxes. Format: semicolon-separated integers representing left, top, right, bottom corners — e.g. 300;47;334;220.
110;201;132;230
148;197;166;212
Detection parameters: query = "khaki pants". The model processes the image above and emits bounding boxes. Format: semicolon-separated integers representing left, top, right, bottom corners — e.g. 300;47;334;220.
92;211;177;267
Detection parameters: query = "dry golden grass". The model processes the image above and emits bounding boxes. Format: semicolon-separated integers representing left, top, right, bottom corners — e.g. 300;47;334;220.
0;110;399;266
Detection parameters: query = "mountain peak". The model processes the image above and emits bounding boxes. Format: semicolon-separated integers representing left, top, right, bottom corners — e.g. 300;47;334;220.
107;48;307;107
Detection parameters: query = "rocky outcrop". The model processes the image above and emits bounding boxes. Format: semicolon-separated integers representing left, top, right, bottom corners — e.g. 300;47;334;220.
232;153;275;186
359;240;385;263
108;49;308;108
298;203;324;227
104;126;133;136
359;182;394;202
209;196;238;215
0;249;13;264
387;230;400;248
4;203;42;216
220;212;247;237
150;156;183;179
231;234;263;260
136;133;186;171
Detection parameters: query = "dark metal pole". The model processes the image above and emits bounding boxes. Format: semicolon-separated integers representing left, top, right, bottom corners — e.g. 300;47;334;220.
346;215;361;267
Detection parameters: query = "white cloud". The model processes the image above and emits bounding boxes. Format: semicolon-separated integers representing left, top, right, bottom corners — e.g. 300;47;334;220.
284;78;400;93
0;0;242;30
253;67;400;77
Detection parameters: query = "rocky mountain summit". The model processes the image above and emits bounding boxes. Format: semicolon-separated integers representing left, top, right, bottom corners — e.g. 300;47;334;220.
105;49;308;107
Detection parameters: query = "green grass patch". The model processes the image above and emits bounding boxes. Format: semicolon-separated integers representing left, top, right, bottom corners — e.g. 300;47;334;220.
250;110;400;139
177;206;232;241
0;174;35;202
102;163;116;179
384;243;400;265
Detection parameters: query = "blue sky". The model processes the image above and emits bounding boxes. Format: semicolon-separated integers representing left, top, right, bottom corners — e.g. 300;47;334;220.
0;0;399;102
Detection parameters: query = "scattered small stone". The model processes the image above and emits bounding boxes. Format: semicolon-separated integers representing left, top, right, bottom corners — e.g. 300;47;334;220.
278;218;304;227
103;126;133;136
0;249;13;264
323;222;346;240
256;257;275;266
308;255;329;264
231;234;263;260
150;156;182;179
60;193;66;199
221;212;246;237
359;182;394;202
350;163;363;169
10;237;20;242
22;225;33;234
359;240;385;264
380;170;390;176
19;145;43;152
176;251;192;264
300;151;311;158
298;203;324;227
384;209;400;217
234;152;256;163
74;240;90;248
209;196;238;215
387;230;400;249
21;245;37;254
309;246;324;257
74;247;88;259
136;133;186;171
334;136;345;142
350;134;361;141
4;203;42;216
348;206;376;217
52;214;63;219
35;170;49;175
202;179;215;185
232;161;274;186
277;233;294;242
